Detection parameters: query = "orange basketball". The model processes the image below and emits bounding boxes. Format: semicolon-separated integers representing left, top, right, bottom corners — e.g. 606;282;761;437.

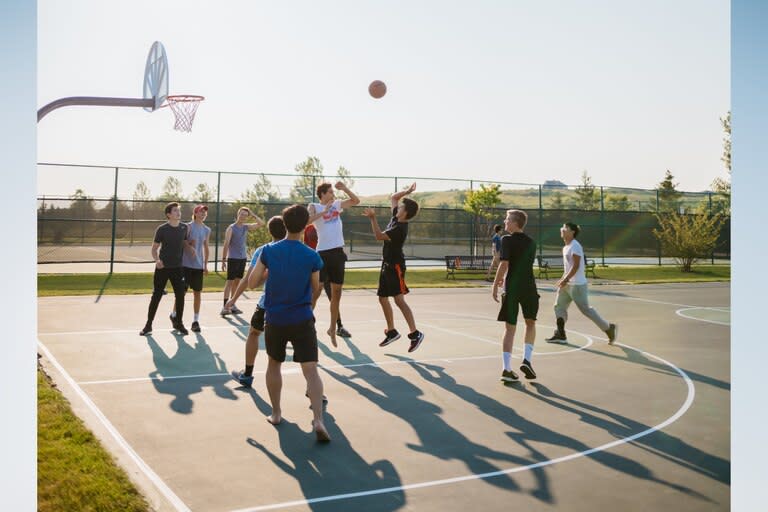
368;80;387;99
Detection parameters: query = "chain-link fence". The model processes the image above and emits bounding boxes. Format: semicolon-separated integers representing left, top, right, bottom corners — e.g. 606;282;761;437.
37;163;731;268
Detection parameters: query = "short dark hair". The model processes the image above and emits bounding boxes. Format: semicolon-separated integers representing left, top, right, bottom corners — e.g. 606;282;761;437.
267;216;287;240
282;204;309;234
507;209;528;229
316;183;333;199
164;202;179;217
402;198;419;219
565;222;580;238
494;224;502;233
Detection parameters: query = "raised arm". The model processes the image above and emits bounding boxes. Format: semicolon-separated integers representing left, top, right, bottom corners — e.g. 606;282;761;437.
362;208;391;242
337;181;360;209
246;211;265;231
391;182;416;209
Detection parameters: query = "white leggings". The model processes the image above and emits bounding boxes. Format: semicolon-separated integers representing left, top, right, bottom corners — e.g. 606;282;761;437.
553;284;609;332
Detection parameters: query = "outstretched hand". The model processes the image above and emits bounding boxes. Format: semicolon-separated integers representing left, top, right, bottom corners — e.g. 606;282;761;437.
362;207;376;218
335;181;348;190
405;182;416;194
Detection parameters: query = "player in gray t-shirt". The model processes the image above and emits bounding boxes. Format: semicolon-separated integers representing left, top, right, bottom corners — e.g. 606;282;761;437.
171;205;211;333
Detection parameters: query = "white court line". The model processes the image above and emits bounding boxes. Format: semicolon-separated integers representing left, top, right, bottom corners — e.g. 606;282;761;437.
37;340;191;512
419;321;595;355
229;341;696;512
675;308;730;326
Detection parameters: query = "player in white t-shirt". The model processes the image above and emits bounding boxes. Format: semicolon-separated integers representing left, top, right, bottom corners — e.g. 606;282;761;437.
545;222;618;345
307;181;360;347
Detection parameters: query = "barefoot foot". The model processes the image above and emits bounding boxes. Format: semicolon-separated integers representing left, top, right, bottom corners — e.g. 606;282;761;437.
312;420;331;442
266;414;282;425
327;328;338;348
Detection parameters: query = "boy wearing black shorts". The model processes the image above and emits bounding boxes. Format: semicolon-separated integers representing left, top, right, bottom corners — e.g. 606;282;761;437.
362;182;425;353
171;204;210;332
221;206;264;316
492;209;539;382
307;181;360;347
247;204;330;442
227;216;287;387
140;202;194;336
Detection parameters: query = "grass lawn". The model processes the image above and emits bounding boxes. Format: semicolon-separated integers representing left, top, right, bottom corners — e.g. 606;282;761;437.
38;265;730;297
38;367;149;512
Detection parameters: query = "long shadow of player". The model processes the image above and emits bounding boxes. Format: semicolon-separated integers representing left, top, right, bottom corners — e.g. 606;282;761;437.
580;344;730;392
525;381;729;487
146;332;236;414
245;390;404;512
319;339;532;499
396;358;711;502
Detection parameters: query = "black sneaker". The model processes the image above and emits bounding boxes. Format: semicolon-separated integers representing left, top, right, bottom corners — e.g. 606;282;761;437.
139;324;152;336
336;325;352;337
379;329;401;347
175;324;189;336
545;330;568;344
170;313;179;329
519;359;537;379
191;321;201;333
407;330;425;353
605;323;618;345
500;369;519;382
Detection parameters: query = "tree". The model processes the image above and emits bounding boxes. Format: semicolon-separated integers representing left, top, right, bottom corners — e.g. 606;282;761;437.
132;181;151;201
652;211;725;272
711;111;731;215
656;170;682;212
191;183;216;203
240;174;280;203
605;194;631;211
549;191;566;209
463;184;502;255
290;156;324;202
158;176;185;202
574;171;599;210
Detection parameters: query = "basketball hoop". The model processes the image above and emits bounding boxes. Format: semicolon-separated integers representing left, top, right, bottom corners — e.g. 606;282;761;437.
165;95;205;132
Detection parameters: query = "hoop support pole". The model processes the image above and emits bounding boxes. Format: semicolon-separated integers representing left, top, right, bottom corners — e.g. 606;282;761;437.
38;96;155;122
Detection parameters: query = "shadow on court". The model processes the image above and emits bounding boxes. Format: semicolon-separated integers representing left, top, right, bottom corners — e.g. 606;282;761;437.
319;339;548;503
244;389;405;512
400;359;714;503
146;333;235;414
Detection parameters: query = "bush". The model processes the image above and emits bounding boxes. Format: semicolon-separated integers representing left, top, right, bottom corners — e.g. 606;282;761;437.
652;212;725;272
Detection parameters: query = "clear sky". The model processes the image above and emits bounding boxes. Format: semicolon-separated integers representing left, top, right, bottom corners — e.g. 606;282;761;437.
37;0;730;199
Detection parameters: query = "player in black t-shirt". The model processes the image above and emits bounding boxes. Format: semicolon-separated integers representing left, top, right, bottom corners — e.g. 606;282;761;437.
140;202;194;336
492;209;539;382
362;182;425;353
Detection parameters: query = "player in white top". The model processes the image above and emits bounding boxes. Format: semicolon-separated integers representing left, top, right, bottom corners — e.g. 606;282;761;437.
307;181;360;347
545;222;618;344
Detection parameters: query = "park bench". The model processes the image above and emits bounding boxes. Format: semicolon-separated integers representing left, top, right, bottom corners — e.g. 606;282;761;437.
537;255;597;279
444;255;494;279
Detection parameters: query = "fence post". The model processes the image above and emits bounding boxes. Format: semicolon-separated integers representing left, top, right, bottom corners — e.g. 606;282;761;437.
469;180;474;256
312;175;317;203
394;176;398;193
109;167;119;274
600;186;605;266
538;185;543;261
656;189;662;266
709;192;714;264
214;171;222;272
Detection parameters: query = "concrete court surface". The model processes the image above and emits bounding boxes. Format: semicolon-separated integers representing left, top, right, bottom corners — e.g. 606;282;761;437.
38;282;730;512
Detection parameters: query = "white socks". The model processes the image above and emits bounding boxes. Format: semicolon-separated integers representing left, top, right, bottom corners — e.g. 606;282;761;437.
524;344;534;362
194;313;200;322
502;352;512;371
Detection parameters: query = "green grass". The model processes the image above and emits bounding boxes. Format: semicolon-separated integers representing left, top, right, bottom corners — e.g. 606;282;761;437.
37;368;149;512
37;265;729;296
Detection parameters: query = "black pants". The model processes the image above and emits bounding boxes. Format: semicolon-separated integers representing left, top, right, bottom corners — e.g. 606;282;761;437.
146;267;186;325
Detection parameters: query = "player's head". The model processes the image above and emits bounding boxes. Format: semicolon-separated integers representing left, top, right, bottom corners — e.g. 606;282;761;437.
561;222;580;239
494;224;502;233
504;209;527;230
164;202;180;219
282;204;310;234
395;198;419;221
236;206;251;220
267;216;287;241
316;183;334;203
193;204;208;221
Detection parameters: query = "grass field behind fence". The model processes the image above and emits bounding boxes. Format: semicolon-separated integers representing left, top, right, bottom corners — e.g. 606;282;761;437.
37;265;730;297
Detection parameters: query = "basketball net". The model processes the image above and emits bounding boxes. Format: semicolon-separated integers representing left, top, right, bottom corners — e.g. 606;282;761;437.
166;95;204;132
